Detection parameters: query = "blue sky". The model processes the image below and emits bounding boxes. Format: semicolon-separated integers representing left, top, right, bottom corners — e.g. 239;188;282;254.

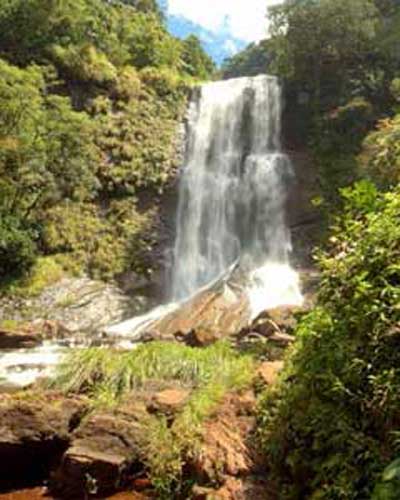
162;0;282;64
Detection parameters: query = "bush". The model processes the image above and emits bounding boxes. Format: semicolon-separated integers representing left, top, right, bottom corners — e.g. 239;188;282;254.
51;44;118;85
41;199;154;280
140;66;185;97
0;216;37;278
358;112;400;187
258;182;400;499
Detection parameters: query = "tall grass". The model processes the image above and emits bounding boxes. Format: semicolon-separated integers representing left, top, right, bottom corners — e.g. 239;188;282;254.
54;341;253;402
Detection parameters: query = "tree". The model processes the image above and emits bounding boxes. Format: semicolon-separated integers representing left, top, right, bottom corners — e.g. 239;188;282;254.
181;35;215;80
269;0;380;110
0;58;96;221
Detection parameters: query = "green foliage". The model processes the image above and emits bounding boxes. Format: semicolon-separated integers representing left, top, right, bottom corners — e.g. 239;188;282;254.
359;113;400;187
373;457;400;499
0;0;213;286
54;340;254;401
258;182;400;499
269;0;380;109
221;39;272;79
0;58;97;221
41;199;155;280
3;256;65;297
181;35;215;80
51;43;118;85
92;85;185;195
390;77;400;103
0;216;37;278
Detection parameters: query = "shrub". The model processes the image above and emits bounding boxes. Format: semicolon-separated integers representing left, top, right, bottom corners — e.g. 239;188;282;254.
51;44;118;85
0;216;37;278
258;182;400;499
4;256;65;297
358;113;400;187
114;66;142;100
41;199;155;280
140;66;185;97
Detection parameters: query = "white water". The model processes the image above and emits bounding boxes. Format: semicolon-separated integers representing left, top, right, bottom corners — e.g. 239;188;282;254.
171;75;302;312
0;342;64;388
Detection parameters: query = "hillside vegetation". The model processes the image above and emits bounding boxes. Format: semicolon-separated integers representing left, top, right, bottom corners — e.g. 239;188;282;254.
0;0;214;288
222;1;400;498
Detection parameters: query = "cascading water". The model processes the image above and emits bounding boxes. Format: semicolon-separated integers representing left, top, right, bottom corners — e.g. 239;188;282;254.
106;75;302;339
170;75;302;314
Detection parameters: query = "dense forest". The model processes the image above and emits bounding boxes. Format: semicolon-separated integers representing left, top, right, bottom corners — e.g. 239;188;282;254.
0;0;400;499
0;0;214;288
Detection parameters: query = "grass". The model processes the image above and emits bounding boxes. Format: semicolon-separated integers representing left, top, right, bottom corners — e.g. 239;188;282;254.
53;341;255;496
53;341;254;402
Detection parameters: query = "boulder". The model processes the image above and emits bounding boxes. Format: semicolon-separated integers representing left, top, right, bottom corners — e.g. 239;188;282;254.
149;388;190;415
51;402;149;498
0;278;147;335
236;305;303;351
0;392;88;490
154;287;250;345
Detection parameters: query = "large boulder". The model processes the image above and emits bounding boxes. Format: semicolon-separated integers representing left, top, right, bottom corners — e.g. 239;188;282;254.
152;287;250;344
51;402;149;498
0;392;88;491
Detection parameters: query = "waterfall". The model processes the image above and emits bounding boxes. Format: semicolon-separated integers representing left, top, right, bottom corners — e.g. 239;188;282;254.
105;75;302;340
170;75;302;313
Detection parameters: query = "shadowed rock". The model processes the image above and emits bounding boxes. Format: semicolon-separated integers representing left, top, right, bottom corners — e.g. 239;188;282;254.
50;402;149;499
0;392;88;491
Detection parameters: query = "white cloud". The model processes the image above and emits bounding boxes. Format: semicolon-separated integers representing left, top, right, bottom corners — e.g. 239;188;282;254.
168;0;281;43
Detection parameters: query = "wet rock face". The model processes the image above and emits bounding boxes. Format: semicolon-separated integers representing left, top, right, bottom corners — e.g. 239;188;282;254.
0;392;88;491
146;286;250;346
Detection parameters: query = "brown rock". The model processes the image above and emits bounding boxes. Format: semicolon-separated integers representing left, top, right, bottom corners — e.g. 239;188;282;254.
0;328;42;349
192;392;259;484
150;388;190;414
186;326;222;347
152;288;251;344
0;392;88;490
51;403;148;498
258;361;284;386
